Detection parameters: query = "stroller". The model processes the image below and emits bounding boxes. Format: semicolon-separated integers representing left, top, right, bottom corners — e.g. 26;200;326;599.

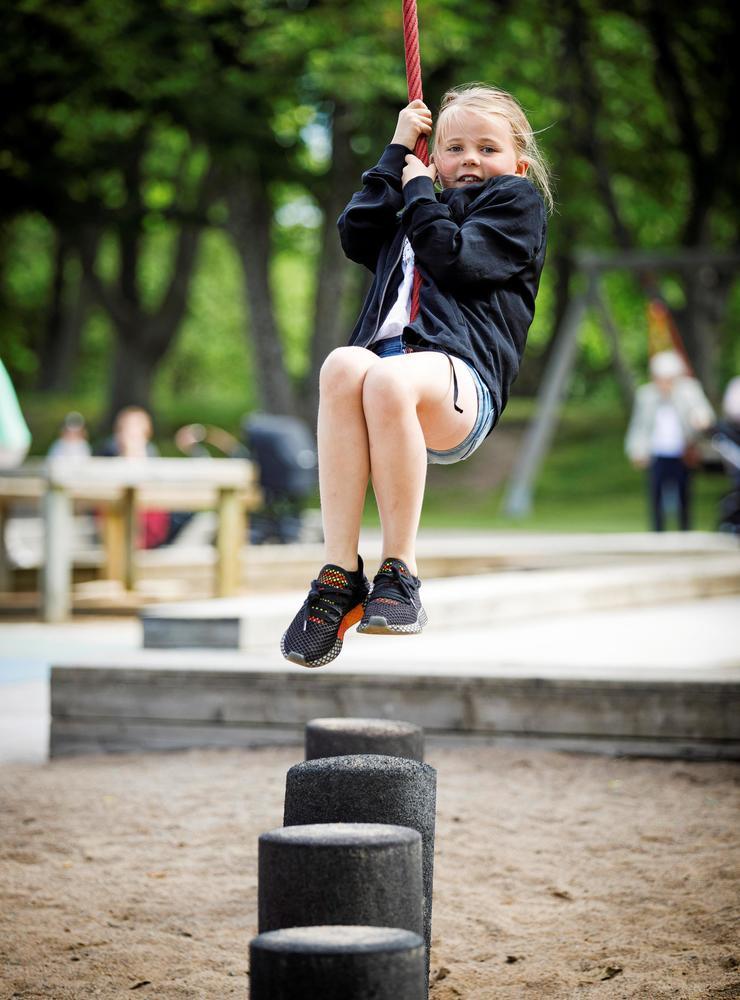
242;413;318;544
169;416;318;545
711;420;740;535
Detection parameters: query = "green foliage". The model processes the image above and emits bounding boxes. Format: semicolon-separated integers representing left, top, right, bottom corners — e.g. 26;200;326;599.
0;215;55;379
416;404;729;533
1;0;738;433
154;229;252;410
19;388;728;532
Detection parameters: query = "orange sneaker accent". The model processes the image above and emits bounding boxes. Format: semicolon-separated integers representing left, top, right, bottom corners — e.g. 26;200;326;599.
337;603;364;640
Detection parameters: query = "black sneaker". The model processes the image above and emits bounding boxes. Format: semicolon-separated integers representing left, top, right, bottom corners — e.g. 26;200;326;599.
357;557;427;635
280;558;370;667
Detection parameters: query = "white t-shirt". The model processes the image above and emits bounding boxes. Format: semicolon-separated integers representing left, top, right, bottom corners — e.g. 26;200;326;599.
651;401;685;457
368;238;415;346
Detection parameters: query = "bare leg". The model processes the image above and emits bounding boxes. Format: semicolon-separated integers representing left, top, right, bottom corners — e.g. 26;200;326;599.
362;352;477;575
284;347;477;664
317;347;380;571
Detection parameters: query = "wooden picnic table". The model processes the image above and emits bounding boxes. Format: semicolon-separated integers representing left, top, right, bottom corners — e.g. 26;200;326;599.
0;457;261;621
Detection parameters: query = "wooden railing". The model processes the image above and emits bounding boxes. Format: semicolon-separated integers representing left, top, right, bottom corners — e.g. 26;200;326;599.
0;457;261;620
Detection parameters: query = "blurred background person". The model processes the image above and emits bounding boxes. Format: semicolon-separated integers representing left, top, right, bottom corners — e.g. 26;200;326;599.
712;376;740;534
98;406;168;548
714;376;740;486
100;406;159;459
0;358;31;469
47;411;91;460
625;350;714;531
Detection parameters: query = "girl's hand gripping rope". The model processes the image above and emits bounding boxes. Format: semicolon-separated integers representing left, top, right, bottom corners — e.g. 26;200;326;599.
391;99;433;150
402;154;437;188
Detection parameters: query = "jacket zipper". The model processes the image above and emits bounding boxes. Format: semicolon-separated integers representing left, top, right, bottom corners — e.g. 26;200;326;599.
364;238;405;346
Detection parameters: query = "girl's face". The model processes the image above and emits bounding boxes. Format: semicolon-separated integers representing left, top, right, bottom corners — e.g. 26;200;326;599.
433;109;528;189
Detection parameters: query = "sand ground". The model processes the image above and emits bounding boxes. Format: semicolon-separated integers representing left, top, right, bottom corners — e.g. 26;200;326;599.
1;745;739;999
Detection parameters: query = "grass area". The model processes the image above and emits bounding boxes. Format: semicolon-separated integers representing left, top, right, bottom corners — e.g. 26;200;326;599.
370;400;729;534
20;392;730;534
417;481;726;534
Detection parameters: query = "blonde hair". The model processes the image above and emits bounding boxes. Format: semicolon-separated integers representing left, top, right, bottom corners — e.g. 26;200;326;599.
433;83;553;213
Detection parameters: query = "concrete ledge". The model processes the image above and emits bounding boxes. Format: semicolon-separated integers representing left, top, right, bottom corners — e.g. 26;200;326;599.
49;666;740;760
143;617;240;649
141;554;740;650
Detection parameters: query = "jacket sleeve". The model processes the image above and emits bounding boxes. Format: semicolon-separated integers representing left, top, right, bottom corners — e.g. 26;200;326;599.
401;174;546;287
337;144;409;273
679;377;715;433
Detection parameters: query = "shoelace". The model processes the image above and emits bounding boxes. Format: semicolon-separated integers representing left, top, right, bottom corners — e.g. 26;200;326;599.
370;564;417;605
303;580;353;630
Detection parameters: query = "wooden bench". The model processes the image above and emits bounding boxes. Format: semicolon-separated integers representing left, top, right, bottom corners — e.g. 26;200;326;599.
0;457;261;620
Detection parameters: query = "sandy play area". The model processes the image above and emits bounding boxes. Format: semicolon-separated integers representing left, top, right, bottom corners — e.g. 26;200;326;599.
1;745;738;999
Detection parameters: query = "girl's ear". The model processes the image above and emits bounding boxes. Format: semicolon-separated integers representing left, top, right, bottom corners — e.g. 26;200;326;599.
515;159;529;177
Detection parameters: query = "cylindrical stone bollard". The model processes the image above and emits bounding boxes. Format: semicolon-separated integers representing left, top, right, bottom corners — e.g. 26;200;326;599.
249;925;426;1000
305;717;424;762
283;754;436;966
258;823;423;937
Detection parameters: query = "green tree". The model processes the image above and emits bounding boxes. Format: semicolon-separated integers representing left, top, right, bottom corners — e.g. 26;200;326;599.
2;0;737;424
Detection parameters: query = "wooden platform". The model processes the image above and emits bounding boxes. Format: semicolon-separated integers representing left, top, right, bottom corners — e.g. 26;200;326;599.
45;534;740;761
49;662;740;761
0;458;261;621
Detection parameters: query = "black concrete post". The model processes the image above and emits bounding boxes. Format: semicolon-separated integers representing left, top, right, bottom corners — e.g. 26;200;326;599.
258;823;423;937
249;925;426;1000
305;717;424;762
283;754;436;964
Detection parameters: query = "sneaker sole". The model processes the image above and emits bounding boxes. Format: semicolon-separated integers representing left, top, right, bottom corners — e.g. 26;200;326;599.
357;608;428;635
280;602;365;668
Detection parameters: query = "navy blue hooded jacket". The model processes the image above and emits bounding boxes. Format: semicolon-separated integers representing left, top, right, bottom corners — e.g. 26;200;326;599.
337;143;547;425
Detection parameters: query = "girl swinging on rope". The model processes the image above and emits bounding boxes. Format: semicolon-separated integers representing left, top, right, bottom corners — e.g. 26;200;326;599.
281;84;552;667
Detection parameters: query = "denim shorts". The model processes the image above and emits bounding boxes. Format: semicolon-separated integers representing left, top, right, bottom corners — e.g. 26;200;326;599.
370;335;496;465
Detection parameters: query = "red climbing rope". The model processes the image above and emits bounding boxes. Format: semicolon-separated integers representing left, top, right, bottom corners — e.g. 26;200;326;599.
402;0;427;321
402;0;429;164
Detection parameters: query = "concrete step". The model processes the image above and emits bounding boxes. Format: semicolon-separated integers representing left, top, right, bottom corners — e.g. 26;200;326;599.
47;594;740;760
141;552;740;650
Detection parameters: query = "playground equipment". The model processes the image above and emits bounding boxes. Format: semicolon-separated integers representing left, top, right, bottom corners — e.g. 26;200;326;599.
247;5;438;977
258;823;423;938
283;752;437;968
305;717;424;762
402;0;428;323
241;413;318;544
248;716;436;998
249;925;426;1000
503;248;740;517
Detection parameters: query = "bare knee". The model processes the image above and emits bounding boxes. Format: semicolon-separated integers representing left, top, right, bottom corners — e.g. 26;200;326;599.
320;347;376;399
362;362;415;418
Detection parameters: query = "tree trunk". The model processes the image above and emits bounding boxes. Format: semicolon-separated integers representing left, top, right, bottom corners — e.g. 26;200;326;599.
37;233;95;392
106;329;158;419
515;246;576;396
36;230;67;390
304;108;361;419
642;0;735;398
556;0;732;404
591;287;636;407
225;175;297;417
76;154;217;431
677;264;735;403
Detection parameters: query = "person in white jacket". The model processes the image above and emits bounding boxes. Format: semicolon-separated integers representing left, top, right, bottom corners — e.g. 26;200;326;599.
0;358;31;469
625;350;715;531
